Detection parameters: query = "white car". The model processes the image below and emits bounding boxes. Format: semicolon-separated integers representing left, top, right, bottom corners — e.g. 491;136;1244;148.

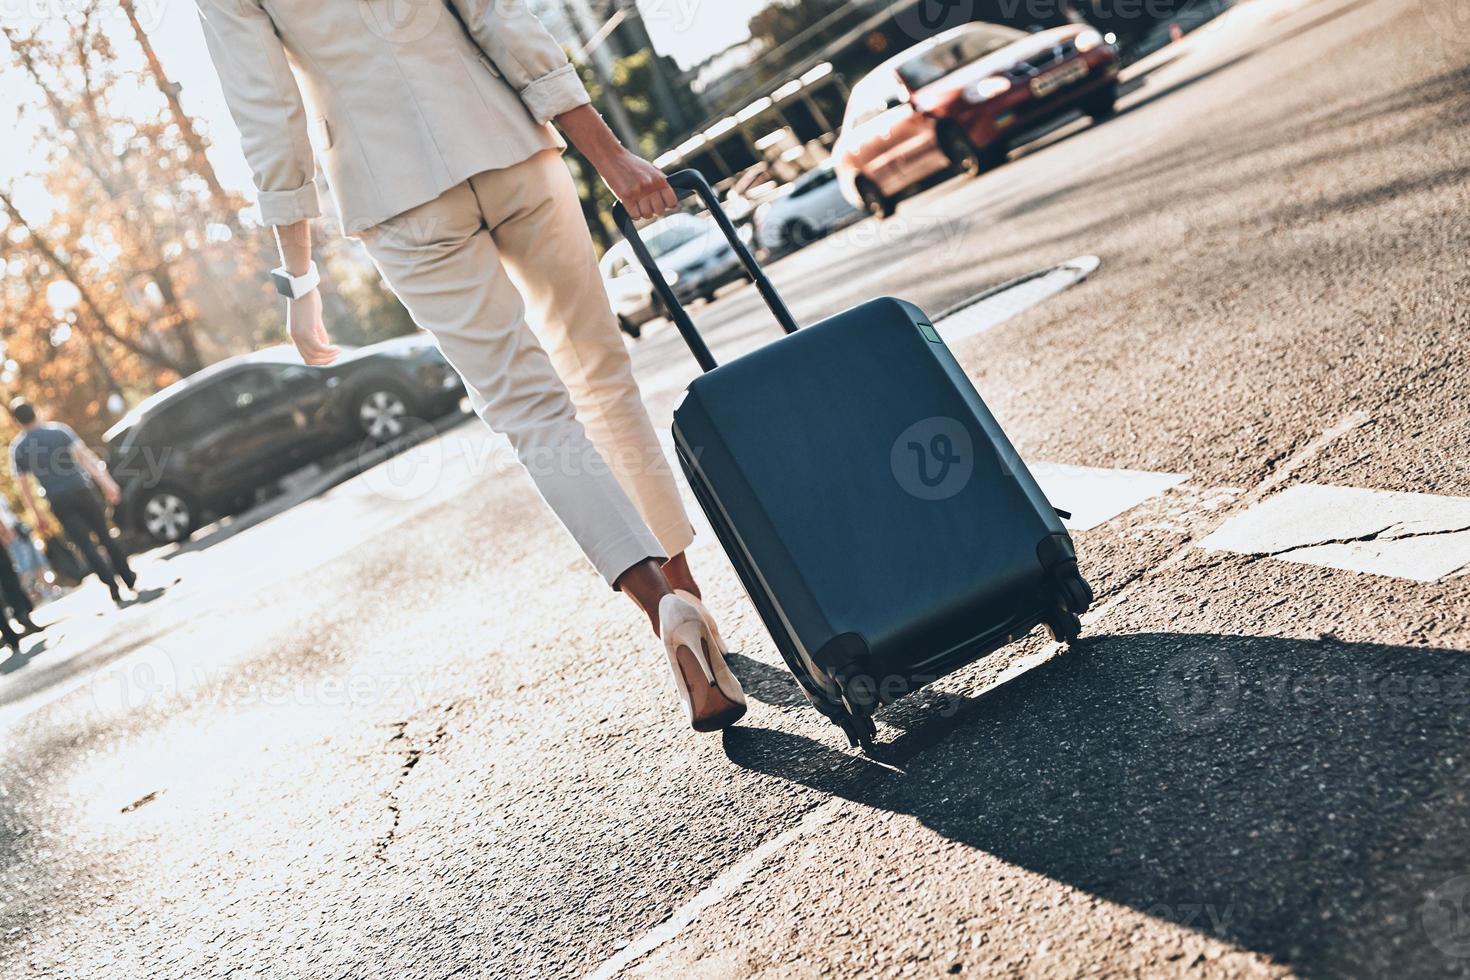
599;242;661;335
753;160;866;254
600;212;747;325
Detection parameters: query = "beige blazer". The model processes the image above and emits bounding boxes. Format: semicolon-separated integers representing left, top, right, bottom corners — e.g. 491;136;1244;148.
195;0;591;232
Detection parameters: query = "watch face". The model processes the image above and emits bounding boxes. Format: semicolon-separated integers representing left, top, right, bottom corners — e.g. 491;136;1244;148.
271;269;295;297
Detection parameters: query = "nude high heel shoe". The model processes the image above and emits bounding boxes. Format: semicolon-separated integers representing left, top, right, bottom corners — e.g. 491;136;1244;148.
659;593;747;732
671;590;746;711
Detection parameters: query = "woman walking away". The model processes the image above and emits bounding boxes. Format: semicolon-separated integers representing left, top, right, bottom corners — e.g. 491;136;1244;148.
195;0;744;731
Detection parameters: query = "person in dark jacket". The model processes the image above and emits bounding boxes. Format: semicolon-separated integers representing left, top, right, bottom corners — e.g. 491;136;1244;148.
8;400;136;606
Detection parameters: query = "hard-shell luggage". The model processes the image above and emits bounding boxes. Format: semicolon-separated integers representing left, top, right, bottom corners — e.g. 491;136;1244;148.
613;171;1094;747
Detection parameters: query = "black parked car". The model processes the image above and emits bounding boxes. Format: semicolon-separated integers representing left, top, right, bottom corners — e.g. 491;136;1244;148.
105;334;466;545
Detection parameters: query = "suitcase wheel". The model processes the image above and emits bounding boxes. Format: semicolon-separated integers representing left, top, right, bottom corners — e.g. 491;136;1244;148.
1052;561;1095;614
1044;606;1083;644
838;711;877;750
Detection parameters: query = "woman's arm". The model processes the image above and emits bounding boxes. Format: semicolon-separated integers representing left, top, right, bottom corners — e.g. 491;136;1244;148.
195;1;334;364
194;0;321;227
275;220;337;365
554;106;677;220
450;1;677;219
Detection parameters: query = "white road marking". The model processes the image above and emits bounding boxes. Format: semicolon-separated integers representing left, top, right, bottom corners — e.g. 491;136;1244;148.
1200;484;1470;583
934;255;1100;342
1029;462;1187;531
585;802;842;979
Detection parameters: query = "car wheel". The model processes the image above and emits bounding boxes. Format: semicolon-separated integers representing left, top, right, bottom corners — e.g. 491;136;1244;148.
1087;82;1120;119
782;219;819;251
139;486;196;545
939;126;985;178
356;381;418;444
855;178;895;220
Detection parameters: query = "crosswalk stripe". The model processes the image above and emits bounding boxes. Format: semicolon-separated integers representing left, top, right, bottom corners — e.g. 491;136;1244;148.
934;255;1100;342
1029;462;1188;531
1199;483;1470;583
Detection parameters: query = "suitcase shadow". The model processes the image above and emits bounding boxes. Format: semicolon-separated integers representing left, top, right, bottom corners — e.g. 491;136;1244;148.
722;631;1470;975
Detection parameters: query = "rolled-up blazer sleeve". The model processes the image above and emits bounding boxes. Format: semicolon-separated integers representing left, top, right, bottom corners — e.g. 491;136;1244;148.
449;0;593;125
195;0;321;226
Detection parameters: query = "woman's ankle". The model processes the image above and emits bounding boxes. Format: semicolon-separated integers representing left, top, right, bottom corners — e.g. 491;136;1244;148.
662;553;700;599
615;559;673;635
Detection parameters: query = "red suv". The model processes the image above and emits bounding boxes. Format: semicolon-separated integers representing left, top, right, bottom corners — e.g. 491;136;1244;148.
835;22;1121;217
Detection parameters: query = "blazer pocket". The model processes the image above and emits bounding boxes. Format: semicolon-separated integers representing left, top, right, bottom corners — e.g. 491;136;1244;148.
310;116;334;152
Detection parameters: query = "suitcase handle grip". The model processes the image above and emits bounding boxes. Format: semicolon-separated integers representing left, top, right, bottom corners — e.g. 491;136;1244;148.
612;169;799;374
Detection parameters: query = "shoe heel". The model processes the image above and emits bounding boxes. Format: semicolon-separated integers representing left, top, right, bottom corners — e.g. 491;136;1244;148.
659;595;746;732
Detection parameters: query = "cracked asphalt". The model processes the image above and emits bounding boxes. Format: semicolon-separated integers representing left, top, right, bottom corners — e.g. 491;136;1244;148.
1;0;1468;975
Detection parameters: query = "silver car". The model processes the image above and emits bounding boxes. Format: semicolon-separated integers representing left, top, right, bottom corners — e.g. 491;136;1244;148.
603;211;747;312
754;160;866;255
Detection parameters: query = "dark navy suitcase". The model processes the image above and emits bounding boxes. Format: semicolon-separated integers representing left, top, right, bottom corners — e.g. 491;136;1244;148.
614;171;1093;747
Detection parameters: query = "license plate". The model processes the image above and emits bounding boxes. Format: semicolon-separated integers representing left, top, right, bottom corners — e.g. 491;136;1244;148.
1030;60;1088;97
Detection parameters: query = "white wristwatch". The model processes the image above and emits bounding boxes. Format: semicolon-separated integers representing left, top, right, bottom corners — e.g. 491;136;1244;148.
270;260;321;300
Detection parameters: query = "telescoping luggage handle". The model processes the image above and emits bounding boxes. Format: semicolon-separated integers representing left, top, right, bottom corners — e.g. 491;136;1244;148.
611;169;799;373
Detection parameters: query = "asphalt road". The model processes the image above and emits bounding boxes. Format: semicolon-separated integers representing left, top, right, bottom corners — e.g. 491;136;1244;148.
2;0;1468;975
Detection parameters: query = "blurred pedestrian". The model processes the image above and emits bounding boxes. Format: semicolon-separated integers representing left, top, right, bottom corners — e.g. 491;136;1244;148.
8;400;136;606
196;1;746;730
0;498;42;655
3;508;55;606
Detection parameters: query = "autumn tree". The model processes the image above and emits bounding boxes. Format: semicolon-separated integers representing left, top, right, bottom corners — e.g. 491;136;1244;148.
0;8;416;444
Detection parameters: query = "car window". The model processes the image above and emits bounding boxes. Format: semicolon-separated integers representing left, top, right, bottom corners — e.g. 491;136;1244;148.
144;389;222;446
216;368;281;413
791;166;836;197
897;24;1026;90
266;363;318;388
844;71;906;128
644;221;703;257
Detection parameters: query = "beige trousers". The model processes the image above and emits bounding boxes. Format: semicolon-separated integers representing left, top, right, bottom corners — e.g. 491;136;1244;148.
358;149;693;584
